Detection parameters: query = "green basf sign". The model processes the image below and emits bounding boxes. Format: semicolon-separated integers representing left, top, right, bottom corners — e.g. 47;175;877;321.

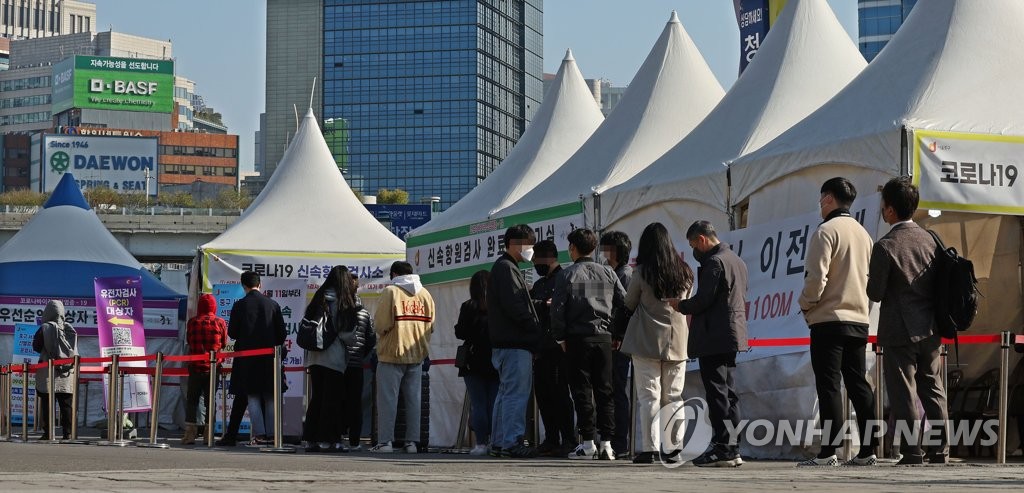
51;55;174;114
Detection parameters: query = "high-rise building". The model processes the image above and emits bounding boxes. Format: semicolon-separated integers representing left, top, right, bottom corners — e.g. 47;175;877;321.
323;117;349;174
0;0;96;39
858;0;917;62
320;0;543;208
264;0;321;182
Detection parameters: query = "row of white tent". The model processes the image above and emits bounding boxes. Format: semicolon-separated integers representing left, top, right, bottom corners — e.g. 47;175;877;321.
410;0;1024;454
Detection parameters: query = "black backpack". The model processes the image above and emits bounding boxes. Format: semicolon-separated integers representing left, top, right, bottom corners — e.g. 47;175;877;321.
927;230;980;342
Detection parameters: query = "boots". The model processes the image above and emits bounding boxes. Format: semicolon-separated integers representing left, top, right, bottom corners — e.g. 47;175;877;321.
181;423;198;446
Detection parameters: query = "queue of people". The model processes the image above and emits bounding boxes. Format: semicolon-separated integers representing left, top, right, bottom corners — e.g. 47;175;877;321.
24;177;949;467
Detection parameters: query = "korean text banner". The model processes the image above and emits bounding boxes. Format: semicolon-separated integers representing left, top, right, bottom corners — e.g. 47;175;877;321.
201;250;403;297
10;323;39;425
406;202;585;285
913;129;1024;215
210;283;249;435
0;295;178;337
714;194;881;364
42;135;158;196
94;276;152;412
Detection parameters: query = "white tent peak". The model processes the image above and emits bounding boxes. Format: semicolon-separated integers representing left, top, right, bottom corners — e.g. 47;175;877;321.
601;0;864;224
409;49;604;236
202;108;404;254
495;12;724;217
730;0;1024;204
563;49;575;62
669;10;680;23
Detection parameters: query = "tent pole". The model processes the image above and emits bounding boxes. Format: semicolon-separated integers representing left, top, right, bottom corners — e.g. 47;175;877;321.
900;125;910;177
591;193;601;232
726;164;735;230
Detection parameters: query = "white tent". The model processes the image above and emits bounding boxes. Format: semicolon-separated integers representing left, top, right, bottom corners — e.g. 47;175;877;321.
404;49;604;447
410;50;604;234
493;11;724;220
730;0;1024;223
599;0;866;235
726;0;1024;456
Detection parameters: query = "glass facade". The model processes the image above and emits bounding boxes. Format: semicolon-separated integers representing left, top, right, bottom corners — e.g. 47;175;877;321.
858;0;917;62
323;0;543;208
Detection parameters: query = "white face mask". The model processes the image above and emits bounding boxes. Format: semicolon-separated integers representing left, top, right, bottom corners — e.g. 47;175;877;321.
520;247;535;263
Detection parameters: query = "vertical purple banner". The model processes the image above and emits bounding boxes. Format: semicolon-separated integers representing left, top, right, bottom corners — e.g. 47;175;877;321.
735;0;770;74
94;276;152;412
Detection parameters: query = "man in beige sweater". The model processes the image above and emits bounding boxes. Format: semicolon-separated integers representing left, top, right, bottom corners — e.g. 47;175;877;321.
797;177;878;467
370;261;435;453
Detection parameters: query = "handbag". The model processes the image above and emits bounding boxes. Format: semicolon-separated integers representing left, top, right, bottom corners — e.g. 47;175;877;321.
454;343;471;370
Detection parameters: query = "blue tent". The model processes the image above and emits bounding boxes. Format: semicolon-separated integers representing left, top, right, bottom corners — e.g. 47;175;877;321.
0;173;183;301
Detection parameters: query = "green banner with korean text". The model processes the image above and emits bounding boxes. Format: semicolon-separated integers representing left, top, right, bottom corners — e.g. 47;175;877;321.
406;201;585;285
52;55;174;114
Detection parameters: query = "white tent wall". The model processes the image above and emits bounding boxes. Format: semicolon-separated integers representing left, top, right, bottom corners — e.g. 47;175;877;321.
423;278;471;447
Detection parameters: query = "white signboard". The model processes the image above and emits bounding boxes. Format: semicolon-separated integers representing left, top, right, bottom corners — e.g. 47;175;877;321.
913;129;1024;215
42;135;158;196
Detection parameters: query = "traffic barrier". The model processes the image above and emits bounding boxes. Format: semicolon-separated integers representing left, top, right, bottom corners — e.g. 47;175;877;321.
136;353;169;449
259;345;294;453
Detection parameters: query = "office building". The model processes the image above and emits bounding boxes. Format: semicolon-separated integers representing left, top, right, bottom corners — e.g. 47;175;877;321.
858;0;917;62
320;0;543;208
0;0;96;39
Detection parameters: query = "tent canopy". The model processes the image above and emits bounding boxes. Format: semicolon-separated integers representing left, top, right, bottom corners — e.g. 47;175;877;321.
203;109;404;254
729;0;1024;204
0;173;182;299
410;49;604;237
600;0;866;226
495;11;725;218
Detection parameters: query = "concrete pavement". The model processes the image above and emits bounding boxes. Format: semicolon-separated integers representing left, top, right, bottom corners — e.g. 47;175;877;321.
1;439;1023;492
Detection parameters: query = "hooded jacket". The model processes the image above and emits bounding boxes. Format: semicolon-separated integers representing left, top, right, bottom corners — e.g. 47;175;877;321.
374;274;435;365
33;300;78;394
187;294;229;372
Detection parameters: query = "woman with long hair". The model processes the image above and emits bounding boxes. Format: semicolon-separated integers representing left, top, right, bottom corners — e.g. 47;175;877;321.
620;222;694;464
341;271;375;451
302;265;357;453
454;269;499;455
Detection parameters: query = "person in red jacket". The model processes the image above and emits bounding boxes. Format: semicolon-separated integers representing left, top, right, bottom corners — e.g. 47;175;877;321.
182;293;228;445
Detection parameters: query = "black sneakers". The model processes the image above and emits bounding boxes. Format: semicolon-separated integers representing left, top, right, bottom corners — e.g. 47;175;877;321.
692;445;743;467
506;442;538;459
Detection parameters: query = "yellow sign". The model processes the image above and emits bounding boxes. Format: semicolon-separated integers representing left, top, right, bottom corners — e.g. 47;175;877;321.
912;129;1024;215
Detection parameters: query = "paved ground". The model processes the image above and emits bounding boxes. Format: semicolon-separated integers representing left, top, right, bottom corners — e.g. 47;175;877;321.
2;435;1024;493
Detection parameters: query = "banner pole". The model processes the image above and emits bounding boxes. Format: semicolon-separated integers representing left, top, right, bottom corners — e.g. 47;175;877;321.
206;350;217;448
0;366;7;441
260;346;294;453
64;355;89;444
137;353;168;449
98;354;129;447
45;359;57;443
220;373;227;440
998;331;1011;464
20;362;29;442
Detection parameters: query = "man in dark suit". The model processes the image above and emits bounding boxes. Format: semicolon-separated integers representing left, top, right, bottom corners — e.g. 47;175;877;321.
667;220;748;468
867;176;949;465
228;271;287;445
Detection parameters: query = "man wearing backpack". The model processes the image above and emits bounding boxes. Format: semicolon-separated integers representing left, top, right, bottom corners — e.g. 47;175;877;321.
867;177;949;465
33;300;78;441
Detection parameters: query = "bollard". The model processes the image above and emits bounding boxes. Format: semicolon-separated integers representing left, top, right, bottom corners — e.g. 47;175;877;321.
940;344;949;394
20;362;29;442
63;355;89;444
629;372;637;458
137;353;168;449
997;331;1011;464
0;366;8;441
303;367;311;418
220;373;228;440
531;385;539;447
206;350;218;448
873;344;885;459
44;359;58;443
260;346;294;453
840;385;852;461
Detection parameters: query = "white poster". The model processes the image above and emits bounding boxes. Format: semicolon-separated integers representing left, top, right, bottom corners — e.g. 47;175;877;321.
10;323;39;426
913;129;1024;214
42;135;158;196
712;194;881;363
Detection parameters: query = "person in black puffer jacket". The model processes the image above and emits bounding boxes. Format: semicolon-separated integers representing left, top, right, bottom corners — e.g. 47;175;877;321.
455;270;499;455
342;271;376;451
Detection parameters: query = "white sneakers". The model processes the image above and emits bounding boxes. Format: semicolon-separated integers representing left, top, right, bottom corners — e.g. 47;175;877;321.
403;442;418;454
597;441;616;461
568;440;615;460
369;442;394;453
469;444;490;456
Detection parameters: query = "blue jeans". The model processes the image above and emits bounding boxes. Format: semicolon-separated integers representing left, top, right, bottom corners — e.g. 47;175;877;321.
464;375;499;445
491;348;533;449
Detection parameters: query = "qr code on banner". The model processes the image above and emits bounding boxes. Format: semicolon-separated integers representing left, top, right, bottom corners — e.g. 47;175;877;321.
112;327;133;347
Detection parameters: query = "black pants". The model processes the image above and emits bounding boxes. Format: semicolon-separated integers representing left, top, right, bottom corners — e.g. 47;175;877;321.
810;329;877;457
698;353;740;450
185;368;210;425
302;365;345;444
533;346;575;445
224;391;248;439
38;392;72;438
611;350;632;452
566;338;614;442
341;366;365;446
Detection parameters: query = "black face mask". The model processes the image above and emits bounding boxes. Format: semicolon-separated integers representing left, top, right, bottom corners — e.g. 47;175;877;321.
534;264;551;277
